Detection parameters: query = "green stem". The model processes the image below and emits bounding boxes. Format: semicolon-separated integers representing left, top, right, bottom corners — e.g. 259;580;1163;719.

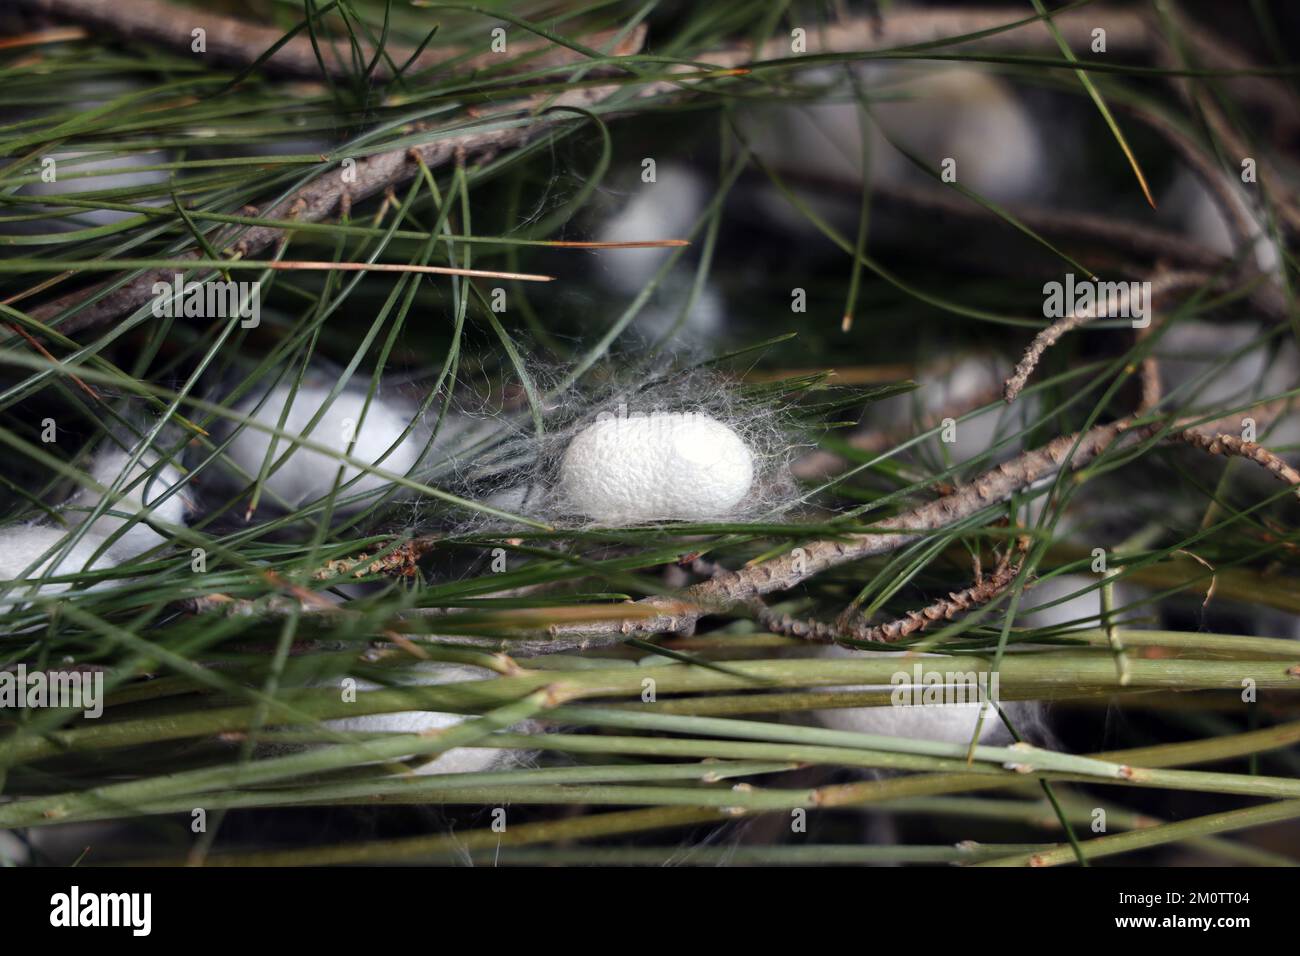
977;799;1300;867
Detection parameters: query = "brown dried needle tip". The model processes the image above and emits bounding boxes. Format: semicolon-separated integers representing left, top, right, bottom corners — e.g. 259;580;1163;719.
0;26;88;50
4;322;99;403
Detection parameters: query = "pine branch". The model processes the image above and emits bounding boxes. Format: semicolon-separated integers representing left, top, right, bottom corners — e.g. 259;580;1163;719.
1003;271;1212;403
26;84;628;334
12;0;644;80
1174;429;1300;491
752;538;1027;645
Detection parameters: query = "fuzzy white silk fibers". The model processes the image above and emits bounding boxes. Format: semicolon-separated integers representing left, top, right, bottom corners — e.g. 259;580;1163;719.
228;385;421;512
70;447;189;559
0;524;115;601
324;665;516;776
559;411;754;523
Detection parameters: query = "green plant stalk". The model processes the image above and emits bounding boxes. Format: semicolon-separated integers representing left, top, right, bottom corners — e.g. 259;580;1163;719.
976;799;1300;867
6;759;799;826
814;720;1300;808
554;705;1127;778
0;692;552;828
347;844;1060;866
875;795;1291;867
108;718;1300;866
626;685;1153;717
5;653;1294;767
144;806;728;866
13;718;1300;830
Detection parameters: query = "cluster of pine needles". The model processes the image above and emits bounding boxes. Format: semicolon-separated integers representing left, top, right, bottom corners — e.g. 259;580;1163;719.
1;0;1299;867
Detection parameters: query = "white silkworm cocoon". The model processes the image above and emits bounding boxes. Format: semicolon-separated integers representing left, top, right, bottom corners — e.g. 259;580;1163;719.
227;385;421;512
21;150;170;229
4;81;169;234
1163;169;1281;277
0;827;28;865
596;162;705;295
811;647;1011;745
559;411;754;523
870;67;1046;204
1017;573;1109;634
743;66;1049;209
0;524;115;602
70;446;190;559
1157;319;1297;410
324;665;517;776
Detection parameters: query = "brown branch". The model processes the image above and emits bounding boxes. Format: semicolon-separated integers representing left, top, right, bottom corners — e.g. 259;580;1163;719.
1003;271;1211;403
1156;5;1300;235
22;4;1296;337
776;170;1282;305
752;539;1027;645
1129;105;1259;252
26;84;630;335
13;0;645;80
870;179;1232;273
1175;429;1300;492
313;537;438;582
1134;322;1161;415
1198;398;1297;437
1197;96;1300;237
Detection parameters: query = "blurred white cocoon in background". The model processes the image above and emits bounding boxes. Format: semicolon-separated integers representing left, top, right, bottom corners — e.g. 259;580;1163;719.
865;353;1034;467
225;384;424;514
68;444;191;560
0;524;115;604
20;150;170;229
12;81;171;232
589;162;726;342
1162;169;1282;277
1155;318;1300;454
741;65;1051;208
323;664;522;776
594;161;707;295
810;646;1013;745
